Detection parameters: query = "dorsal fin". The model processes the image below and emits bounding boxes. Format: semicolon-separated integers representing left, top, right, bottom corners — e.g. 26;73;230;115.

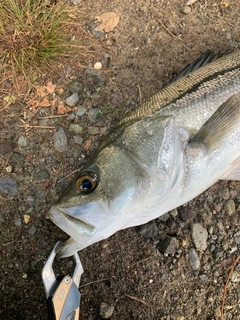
166;50;224;86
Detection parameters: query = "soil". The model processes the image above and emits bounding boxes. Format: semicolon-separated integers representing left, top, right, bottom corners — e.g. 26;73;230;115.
1;0;240;319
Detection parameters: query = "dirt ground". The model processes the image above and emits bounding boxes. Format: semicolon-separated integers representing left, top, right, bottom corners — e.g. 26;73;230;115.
1;0;240;319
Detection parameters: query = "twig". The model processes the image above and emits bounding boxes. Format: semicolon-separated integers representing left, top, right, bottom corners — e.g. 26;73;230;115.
125;294;149;306
221;255;240;319
57;168;82;183
157;18;185;43
80;277;113;288
18;125;55;129
128;257;151;269
137;83;142;104
3;240;22;246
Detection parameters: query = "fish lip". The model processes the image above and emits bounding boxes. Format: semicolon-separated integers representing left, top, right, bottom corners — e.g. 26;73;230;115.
49;205;96;235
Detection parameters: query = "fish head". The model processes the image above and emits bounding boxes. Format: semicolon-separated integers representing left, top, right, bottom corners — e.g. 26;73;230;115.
50;115;184;257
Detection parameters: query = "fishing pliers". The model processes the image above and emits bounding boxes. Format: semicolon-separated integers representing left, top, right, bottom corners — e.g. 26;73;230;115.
42;241;84;320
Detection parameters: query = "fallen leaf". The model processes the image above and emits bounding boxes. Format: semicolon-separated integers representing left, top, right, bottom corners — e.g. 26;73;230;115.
95;12;120;32
36;86;47;98
39;98;52;107
45;81;56;94
57;102;72;114
3;94;16;104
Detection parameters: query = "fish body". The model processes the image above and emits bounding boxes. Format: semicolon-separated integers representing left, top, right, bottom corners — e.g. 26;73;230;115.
50;50;240;257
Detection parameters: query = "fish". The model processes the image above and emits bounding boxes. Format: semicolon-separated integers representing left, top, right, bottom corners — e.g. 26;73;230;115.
50;50;240;257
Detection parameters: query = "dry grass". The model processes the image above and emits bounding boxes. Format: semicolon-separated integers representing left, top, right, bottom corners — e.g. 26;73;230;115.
0;0;72;86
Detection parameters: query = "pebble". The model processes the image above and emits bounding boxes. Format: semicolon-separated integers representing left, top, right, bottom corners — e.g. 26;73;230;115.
0;178;18;196
158;235;179;255
88;108;100;123
191;223;208;251
11;151;25;165
54;127;68;152
90;22;105;38
224;199;235;215
85;69;103;77
35;190;47;203
199;274;208;281
105;38;116;46
65;93;79;107
178;207;196;221
70;0;81;4
188;248;200;270
14;217;22;228
169;208;178;217
231;271;240;282
83;139;92;151
88;127;99;135
99;302;114;319
67;79;84;94
28;225;37;236
73;135;83;145
181;6;191;14
69;124;83;135
75;106;87;117
138;221;158;239
18;135;28;147
33;168;50;180
94;62;102;70
5;165;13;173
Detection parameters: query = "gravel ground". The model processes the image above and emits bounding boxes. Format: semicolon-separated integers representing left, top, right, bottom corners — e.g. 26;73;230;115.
1;0;240;319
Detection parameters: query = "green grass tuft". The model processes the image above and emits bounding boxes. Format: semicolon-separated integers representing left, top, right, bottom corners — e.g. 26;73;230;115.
0;0;71;84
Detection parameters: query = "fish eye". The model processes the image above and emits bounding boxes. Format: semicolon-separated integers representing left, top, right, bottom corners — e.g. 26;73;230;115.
75;172;98;194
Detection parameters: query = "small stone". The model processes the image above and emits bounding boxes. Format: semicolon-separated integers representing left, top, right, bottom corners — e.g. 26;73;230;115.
214;306;221;318
65;93;79;107
231;271;240;282
11;151;25;165
226;31;232;40
22;273;27;279
181;6;191;14
99;302;114;319
94;62;102;70
88;108;100;123
5;165;13;173
105;38;116;46
75;106;87;117
83;139;92;151
14;217;22;228
224;199;235;215
35;190;47;203
188;248;200;270
54;127;68;152
178;207;196;221
90;22;105;38
67;79;84;94
69;124;83;135
24;215;31;224
18;135;28;147
158;235;179;255
33;168;50;180
191;223;208;251
28;225;37;236
0;178;18;196
138;221;158;239
73;135;83;145
169;208;178;217
88;127;99;135
199;274;208;281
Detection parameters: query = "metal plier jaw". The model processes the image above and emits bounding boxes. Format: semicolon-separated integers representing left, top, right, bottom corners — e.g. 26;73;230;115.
42;241;84;320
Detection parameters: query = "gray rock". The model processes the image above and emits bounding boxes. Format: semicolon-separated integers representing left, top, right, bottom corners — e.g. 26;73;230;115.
0;178;18;196
224;199;235;215
18;135;28;147
88;127;99;135
188;248;200;270
14;217;22;228
179;207;196;221
99;302;114;319
138;221;158;239
67;79;84;94
0;214;5;223
90;22;105;38
75;106;87;117
69;124;83;135
191;223;208;251
65;93;79;107
231;271;240;282
88;108;100;123
28;225;37;236
199;274;208;281
73;135;83;145
54;127;68;152
34;168;50;181
11;152;25;165
35;190;47;203
85;69;103;77
158;212;170;221
158;235;179;255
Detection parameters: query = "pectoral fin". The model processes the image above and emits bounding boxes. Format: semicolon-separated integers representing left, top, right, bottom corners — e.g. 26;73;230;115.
221;156;240;180
190;93;240;151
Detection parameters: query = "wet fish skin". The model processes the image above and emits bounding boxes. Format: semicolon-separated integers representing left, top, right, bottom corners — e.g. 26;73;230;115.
50;50;240;257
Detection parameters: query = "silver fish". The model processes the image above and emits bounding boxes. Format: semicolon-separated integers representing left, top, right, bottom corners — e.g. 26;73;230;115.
50;50;240;257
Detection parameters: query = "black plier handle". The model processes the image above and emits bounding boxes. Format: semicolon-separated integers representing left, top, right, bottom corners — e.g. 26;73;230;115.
42;241;84;320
